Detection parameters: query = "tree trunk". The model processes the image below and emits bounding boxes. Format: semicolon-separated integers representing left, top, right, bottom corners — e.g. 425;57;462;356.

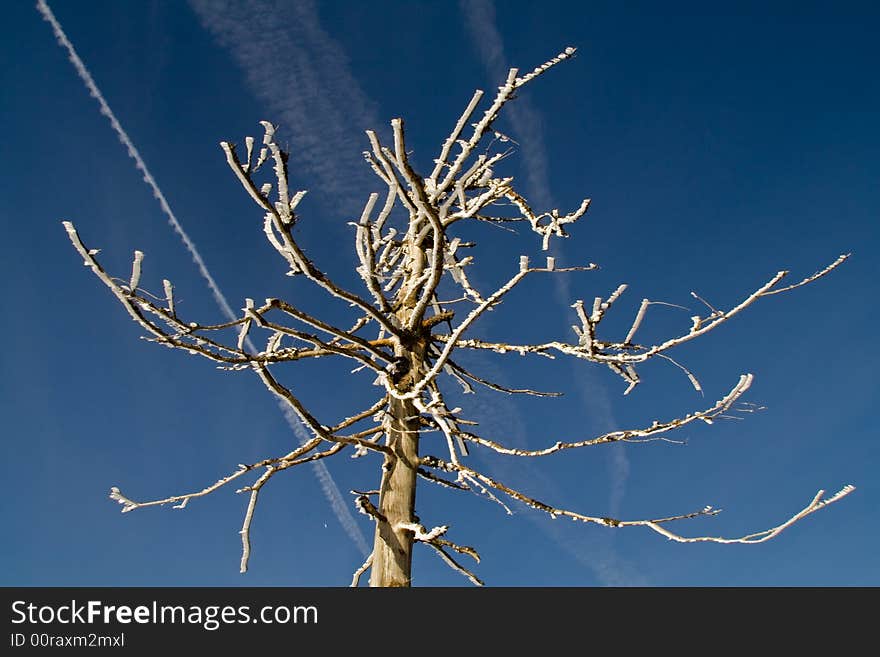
368;222;430;587
368;391;421;587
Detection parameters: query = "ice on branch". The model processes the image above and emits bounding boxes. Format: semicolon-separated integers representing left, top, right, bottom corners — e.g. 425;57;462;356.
128;250;143;292
108;486;137;513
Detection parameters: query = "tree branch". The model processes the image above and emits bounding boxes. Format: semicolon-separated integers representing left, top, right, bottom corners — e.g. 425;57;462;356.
221;127;403;339
437;254;849;391
253;364;393;456
420;456;855;545
459;374;752;456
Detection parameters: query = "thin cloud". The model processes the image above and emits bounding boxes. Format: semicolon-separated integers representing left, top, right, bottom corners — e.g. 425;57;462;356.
188;0;379;214
459;0;639;584
37;0;369;558
459;0;551;209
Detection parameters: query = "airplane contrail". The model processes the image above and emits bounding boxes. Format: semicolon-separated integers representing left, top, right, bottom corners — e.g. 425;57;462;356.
459;0;639;585
37;0;370;558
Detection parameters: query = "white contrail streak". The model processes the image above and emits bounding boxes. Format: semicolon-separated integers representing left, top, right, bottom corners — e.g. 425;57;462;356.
37;0;370;557
459;0;638;585
36;0;236;324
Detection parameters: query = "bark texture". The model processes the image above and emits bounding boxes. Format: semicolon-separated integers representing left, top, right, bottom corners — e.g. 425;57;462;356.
368;393;421;586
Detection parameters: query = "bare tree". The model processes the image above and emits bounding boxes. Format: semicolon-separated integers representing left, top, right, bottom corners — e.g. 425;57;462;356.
64;46;853;587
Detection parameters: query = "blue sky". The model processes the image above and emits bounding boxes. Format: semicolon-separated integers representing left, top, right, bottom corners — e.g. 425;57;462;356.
3;0;877;586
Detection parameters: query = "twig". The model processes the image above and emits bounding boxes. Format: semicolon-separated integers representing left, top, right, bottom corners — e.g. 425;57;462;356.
351;553;373;587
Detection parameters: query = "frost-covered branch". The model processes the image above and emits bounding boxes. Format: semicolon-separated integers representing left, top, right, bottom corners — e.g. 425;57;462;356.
253;364;393;456
426;543;484;587
107;436;330;574
444;356;562;397
395;519;483;586
759;253;850;296
351;192;393;313
420;455;855;544
460;374;753;457
438;254;849;392
425;47;588;250
66;221;396;375
643;485;856;544
221;125;402;339
237;440;349;573
390;118;447;331
350;553;373;587
107;464;262;514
